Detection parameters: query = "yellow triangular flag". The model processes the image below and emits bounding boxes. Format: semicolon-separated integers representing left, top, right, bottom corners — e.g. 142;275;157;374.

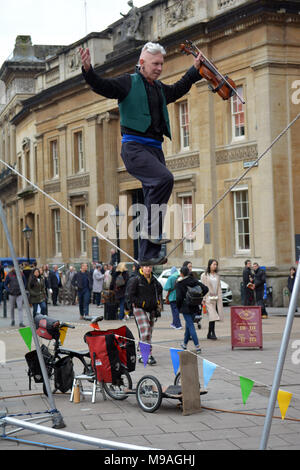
59;326;68;345
277;389;293;420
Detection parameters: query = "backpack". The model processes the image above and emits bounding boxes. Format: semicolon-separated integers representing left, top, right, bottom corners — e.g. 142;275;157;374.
115;273;125;288
186;283;208;306
54;356;74;393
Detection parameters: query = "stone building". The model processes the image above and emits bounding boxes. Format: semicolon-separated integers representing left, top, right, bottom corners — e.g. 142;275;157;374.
0;0;300;305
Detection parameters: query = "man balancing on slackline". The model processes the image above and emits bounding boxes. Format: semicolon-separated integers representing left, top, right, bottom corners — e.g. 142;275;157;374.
80;42;203;266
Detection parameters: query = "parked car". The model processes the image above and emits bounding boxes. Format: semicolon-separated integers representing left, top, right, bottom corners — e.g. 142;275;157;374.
157;267;233;305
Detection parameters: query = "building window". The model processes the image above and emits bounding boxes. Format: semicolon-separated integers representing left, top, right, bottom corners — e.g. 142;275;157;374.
50;140;59;178
231;86;245;140
53;209;62;256
233;188;250;252
181;195;194;254
25;148;30;181
74;131;85;173
179;101;190;150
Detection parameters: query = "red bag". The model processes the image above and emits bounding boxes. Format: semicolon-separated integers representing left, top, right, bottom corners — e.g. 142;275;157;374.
85;333;121;384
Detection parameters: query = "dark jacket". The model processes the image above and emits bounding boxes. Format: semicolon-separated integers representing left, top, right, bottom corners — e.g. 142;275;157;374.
4;271;26;296
288;275;296;293
110;270;130;300
82;66;201;142
127;269;162;313
72;270;93;291
253;267;266;299
243;267;253;288
176;274;207;315
28;275;47;304
48;270;62;289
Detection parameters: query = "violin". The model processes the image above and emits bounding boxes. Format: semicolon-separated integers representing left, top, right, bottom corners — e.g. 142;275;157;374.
180;40;245;105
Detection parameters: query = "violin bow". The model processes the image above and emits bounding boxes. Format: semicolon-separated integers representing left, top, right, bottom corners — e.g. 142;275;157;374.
185;40;245;105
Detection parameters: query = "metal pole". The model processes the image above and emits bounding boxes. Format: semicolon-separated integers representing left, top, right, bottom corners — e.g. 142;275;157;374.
259;258;300;449
1;416;159;450
0;201;65;429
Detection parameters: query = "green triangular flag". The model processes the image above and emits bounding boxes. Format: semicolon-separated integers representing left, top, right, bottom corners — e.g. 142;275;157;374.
239;376;254;405
19;327;32;351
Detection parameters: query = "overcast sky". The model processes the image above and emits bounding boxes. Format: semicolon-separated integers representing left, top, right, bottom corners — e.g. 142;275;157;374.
0;0;151;66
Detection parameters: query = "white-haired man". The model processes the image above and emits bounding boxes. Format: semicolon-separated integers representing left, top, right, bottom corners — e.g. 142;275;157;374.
79;42;203;266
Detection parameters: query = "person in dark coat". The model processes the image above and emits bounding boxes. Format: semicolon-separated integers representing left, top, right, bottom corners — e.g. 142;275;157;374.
28;268;47;317
79;42;204;266
242;259;254;306
72;263;93;319
48;265;62;306
253;262;268;318
127;265;162;365
176;266;208;353
4;268;26;327
110;262;129;320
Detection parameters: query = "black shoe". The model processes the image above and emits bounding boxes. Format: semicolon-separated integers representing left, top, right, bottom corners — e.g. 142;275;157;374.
139;256;168;266
207;332;217;340
147;355;157;365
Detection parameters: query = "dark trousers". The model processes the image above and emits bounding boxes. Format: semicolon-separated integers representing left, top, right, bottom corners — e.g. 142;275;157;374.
121;141;174;261
78;288;91;317
52;287;59;306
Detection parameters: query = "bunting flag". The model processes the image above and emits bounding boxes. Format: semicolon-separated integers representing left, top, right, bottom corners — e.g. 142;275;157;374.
239;376;254;405
139;342;151;367
203;359;217;388
277;389;293;420
19;327;32;351
59;326;68;345
90;322;100;330
170;348;183;375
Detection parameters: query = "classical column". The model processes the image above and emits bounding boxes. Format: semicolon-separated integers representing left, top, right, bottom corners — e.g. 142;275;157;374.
98;111;120;261
57;124;69;262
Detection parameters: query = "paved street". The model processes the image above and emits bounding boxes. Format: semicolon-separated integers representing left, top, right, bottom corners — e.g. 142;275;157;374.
0;302;300;451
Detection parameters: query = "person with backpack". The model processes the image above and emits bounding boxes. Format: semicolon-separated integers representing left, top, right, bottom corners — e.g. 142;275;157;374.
127;265;162;365
110;262;129;320
200;259;224;340
176;265;208;353
164;266;182;329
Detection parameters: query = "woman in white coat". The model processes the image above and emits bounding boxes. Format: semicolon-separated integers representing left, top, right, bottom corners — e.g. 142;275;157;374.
93;264;104;307
200;259;224;340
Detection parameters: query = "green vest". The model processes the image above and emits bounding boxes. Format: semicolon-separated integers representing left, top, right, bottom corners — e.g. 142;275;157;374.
119;73;171;139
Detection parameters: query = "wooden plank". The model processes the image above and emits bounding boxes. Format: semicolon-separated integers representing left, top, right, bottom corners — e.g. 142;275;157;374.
179;350;201;416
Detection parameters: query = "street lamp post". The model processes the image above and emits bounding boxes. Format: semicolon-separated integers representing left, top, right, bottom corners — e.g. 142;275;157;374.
22;224;33;263
110;205;124;264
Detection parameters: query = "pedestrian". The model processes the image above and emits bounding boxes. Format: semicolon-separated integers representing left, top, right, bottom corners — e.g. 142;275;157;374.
110;262;130;320
127;264;162;365
252;262;268;319
80;42;204;266
48;265;62;306
65;266;77;305
93;264;104;307
110;249;119;267
200;259;224;340
164;266;182;329
176;266;205;353
0;262;4;305
287;266;298;312
72;263;93;319
4;267;26;327
242;259;255;306
28;268;47;317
